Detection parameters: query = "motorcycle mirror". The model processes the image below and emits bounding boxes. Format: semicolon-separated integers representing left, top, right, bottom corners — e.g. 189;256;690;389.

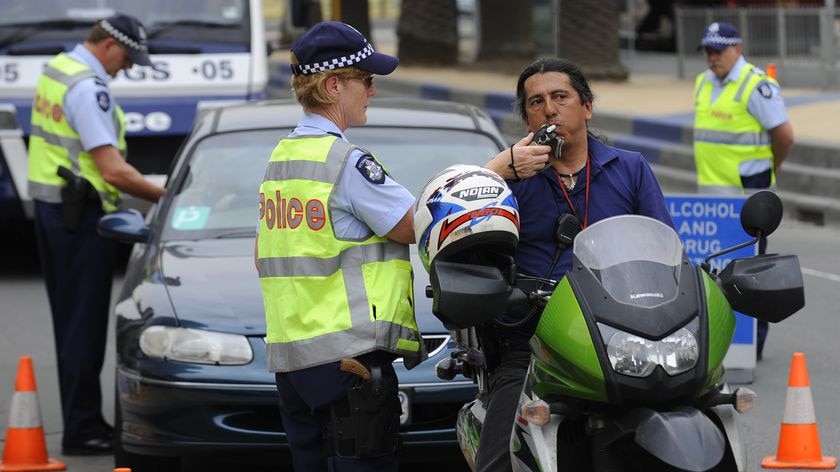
702;191;783;272
740;190;783;238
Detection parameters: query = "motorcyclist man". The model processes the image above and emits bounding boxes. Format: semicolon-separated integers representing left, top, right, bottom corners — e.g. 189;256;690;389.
476;57;675;471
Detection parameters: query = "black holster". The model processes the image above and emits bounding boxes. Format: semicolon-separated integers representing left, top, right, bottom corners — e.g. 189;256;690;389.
330;366;400;458
56;166;96;232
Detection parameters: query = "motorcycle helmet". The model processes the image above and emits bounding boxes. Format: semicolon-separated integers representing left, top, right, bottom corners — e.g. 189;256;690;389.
414;165;520;274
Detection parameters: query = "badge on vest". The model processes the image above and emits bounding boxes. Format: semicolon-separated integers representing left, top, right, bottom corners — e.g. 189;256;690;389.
356;155;386;184
757;83;773;99
96;91;111;111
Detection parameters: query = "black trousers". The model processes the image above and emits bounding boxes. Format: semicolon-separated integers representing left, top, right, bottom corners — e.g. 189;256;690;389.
274;351;400;472
33;201;115;445
474;343;531;472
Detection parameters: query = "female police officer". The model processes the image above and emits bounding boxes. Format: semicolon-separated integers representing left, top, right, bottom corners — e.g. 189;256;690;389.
254;21;423;471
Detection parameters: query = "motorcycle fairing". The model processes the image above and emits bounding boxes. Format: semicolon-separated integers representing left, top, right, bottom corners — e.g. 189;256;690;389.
568;265;711;405
627;407;726;471
456;397;485;470
701;270;736;382
510;368;562;472
532;276;607;402
708;402;747;471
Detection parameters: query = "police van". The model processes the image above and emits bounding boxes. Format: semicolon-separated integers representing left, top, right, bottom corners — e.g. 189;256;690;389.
0;0;269;221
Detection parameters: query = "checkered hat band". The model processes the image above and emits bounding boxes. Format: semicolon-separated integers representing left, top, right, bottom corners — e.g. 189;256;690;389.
293;43;374;75
100;20;148;53
704;34;742;46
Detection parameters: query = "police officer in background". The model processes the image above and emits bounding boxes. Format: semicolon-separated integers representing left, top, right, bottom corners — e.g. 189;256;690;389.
693;22;794;360
254;21;424;471
27;13;166;454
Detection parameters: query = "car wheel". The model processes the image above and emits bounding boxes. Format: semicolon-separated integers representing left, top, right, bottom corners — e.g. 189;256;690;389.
114;387;181;472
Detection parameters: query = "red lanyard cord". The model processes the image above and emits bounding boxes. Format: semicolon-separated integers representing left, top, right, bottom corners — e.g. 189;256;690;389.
556;156;590;229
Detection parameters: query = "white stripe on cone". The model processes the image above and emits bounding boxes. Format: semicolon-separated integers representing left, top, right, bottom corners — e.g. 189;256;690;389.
782;386;818;424
8;391;43;429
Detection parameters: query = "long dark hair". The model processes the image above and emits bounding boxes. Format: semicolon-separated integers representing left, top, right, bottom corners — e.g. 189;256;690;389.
513;58;595;123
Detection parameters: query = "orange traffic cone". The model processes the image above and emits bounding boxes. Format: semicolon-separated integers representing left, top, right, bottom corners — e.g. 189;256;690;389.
0;356;66;471
767;63;777;80
762;352;836;469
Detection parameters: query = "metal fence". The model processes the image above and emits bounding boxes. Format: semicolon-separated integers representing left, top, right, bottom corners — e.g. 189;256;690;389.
675;6;840;88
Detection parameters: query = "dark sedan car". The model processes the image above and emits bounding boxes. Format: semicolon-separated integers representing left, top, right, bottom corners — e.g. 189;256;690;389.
100;98;508;470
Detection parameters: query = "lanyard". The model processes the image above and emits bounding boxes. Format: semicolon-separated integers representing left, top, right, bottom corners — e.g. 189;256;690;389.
556;156;591;229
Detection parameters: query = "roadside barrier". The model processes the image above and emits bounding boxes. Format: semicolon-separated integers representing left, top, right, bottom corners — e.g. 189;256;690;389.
762;352;836;469
0;356;66;471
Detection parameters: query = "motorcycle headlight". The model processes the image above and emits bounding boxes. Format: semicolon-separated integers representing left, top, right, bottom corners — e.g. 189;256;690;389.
140;326;253;365
601;321;699;377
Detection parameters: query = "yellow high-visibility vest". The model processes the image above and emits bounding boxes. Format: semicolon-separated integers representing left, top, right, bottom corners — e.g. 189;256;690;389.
28;53;126;212
693;64;776;194
257;134;424;372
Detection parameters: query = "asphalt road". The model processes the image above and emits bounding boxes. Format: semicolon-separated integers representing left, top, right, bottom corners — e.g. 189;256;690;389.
1;214;839;472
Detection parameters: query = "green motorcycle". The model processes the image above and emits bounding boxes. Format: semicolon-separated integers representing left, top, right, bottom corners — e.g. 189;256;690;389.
429;191;804;471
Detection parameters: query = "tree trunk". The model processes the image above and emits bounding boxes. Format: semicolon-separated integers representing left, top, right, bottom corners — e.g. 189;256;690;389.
476;0;535;72
339;0;372;43
557;0;628;80
397;0;459;65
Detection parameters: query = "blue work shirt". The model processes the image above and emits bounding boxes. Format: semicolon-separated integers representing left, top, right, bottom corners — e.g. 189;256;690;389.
502;134;674;342
282;112;415;239
63;44;120;151
701;55;789;176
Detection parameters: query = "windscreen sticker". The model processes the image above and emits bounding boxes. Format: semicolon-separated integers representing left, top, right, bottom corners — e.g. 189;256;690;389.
172;206;211;230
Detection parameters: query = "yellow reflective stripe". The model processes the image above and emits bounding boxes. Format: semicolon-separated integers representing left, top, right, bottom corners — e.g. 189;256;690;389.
257;242;407;277
27;181;63;203
694;129;770;146
266;320;423;372
30;123;85;155
733;68;758;102
43;63;96;88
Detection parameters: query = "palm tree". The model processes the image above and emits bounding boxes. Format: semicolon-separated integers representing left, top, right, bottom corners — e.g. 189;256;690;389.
475;0;535;72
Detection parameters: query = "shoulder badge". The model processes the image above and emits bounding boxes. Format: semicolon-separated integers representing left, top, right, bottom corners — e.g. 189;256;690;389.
757;82;773;99
355;155;386;184
95;91;111;111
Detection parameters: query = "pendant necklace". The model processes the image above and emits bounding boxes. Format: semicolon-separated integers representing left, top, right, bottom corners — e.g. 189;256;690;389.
557;168;583;191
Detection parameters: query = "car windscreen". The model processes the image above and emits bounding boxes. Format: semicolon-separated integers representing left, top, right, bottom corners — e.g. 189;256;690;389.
1;0;248;43
161;127;503;240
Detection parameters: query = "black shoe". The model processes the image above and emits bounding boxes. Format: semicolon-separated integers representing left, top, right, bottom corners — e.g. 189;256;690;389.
62;436;114;455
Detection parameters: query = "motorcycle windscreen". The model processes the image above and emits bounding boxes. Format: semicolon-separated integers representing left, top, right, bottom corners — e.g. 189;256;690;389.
573;215;684;306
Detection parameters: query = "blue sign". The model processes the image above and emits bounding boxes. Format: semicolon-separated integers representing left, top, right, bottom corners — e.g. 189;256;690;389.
667;195;758;344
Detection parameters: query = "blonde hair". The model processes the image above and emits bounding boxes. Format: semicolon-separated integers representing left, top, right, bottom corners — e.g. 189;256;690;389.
290;52;370;110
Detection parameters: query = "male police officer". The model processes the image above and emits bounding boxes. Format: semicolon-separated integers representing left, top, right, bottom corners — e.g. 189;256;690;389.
255;22;424;471
27;13;165;454
693;22;794;360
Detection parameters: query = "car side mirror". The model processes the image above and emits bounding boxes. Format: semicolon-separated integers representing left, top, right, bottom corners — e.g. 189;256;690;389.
718;253;804;323
97;209;150;243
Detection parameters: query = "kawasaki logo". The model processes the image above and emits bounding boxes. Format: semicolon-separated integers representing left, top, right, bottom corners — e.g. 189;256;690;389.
629;292;665;300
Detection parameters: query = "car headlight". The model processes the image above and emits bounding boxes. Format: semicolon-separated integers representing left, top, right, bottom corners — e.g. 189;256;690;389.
139;326;253;365
600;321;699;377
